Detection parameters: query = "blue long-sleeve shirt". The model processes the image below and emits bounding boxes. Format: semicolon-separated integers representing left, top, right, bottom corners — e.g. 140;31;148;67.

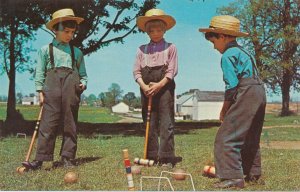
35;38;88;92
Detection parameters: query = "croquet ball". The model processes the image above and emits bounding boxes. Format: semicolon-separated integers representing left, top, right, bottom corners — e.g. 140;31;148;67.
64;172;78;184
203;165;216;178
131;165;142;174
16;166;27;174
173;169;186;180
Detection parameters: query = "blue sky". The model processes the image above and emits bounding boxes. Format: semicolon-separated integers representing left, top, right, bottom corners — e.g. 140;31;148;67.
1;0;295;102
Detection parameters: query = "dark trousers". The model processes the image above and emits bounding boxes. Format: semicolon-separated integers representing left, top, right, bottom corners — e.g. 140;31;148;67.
141;87;175;159
140;65;176;159
35;68;81;161
214;78;266;179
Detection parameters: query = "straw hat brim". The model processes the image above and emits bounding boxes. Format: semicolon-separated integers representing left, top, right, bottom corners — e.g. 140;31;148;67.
46;16;84;30
137;15;176;32
199;28;248;37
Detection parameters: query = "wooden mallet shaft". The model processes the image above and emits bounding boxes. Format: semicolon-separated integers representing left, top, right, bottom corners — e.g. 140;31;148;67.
25;106;43;162
143;96;152;160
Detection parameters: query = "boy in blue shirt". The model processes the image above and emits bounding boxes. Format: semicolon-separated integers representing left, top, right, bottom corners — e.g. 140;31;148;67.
199;15;266;188
23;8;87;170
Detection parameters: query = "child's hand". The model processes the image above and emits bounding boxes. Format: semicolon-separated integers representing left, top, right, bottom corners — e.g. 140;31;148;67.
141;84;151;96
79;83;86;91
39;92;44;106
148;82;163;96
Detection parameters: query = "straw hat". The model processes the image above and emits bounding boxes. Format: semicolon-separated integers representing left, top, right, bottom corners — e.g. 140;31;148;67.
137;9;176;32
199;15;248;37
46;8;84;30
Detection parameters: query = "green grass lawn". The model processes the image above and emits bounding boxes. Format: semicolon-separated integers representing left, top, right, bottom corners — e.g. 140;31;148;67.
0;104;300;190
0;104;121;123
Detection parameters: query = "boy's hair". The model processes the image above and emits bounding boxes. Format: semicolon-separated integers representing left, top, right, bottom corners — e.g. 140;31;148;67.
205;32;235;40
53;20;78;31
145;19;167;33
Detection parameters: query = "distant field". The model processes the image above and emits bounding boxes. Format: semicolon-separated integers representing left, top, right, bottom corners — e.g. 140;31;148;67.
266;102;300;114
0;104;121;123
1;102;299;122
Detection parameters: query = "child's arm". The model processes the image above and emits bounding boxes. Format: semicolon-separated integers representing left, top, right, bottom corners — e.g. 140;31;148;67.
35;48;47;106
219;100;231;122
78;52;88;91
136;78;151;96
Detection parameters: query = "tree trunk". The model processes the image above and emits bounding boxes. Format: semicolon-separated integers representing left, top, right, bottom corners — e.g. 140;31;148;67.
281;69;291;116
6;22;17;122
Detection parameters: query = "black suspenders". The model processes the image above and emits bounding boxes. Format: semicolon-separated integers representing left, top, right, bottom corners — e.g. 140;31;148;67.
236;46;259;78
227;44;259;79
49;43;76;70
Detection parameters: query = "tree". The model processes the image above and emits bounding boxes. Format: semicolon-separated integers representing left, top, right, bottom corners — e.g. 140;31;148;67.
108;83;123;106
218;0;300;116
123;92;136;106
36;0;160;55
0;0;45;123
1;0;159;127
87;94;97;106
98;91;114;108
16;92;23;104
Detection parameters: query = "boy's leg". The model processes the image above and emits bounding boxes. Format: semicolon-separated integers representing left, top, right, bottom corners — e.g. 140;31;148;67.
29;70;62;168
242;86;266;181
60;71;80;160
157;88;175;160
214;84;265;180
141;92;159;161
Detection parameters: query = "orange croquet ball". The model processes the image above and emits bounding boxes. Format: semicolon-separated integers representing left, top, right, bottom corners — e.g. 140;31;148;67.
64;171;78;184
173;169;186;180
16;166;27;174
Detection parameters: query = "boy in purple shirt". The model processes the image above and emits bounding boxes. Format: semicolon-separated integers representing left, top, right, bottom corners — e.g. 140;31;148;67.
133;9;181;167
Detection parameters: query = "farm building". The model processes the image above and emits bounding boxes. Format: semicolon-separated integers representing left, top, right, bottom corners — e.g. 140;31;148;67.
112;102;129;113
176;89;224;120
22;95;39;105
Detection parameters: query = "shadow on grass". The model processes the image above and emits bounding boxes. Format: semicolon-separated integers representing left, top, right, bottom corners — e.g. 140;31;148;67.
1;120;220;138
51;156;101;169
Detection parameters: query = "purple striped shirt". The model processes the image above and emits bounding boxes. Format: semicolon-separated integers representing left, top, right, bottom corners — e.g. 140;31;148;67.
133;39;178;81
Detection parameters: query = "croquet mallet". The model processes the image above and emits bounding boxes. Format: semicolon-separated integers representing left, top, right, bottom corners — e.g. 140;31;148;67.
134;96;155;166
17;106;43;173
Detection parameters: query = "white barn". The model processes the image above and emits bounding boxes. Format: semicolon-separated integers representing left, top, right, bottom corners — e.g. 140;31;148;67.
22;95;39;105
176;89;224;121
112;102;129;113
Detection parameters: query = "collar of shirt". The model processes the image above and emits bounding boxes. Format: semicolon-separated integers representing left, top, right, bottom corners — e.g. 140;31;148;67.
52;38;69;48
149;38;166;46
224;40;239;53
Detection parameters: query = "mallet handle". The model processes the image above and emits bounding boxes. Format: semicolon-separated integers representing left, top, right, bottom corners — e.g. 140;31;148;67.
25;106;43;162
143;96;152;159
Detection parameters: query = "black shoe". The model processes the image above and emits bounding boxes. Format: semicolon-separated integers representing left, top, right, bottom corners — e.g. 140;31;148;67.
245;175;265;185
22;160;43;170
159;156;183;167
61;157;75;168
214;179;245;189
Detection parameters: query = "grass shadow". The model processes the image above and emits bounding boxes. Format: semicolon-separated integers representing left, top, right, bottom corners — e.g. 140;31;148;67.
4;120;220;138
51;156;101;169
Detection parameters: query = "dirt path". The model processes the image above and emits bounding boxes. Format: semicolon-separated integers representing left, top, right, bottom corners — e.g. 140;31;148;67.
261;141;300;150
263;124;300;129
117;116;142;123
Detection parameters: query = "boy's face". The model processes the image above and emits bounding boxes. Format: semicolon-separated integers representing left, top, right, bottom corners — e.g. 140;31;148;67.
147;26;165;43
208;35;227;54
55;27;76;44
